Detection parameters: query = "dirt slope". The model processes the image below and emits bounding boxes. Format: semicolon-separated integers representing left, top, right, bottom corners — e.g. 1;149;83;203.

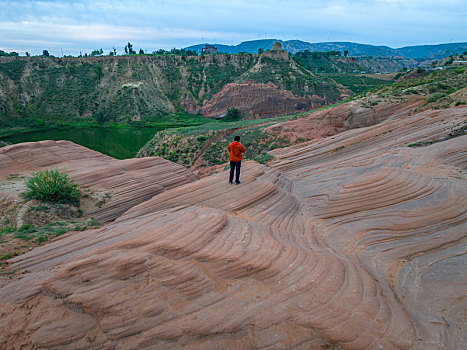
0;106;465;349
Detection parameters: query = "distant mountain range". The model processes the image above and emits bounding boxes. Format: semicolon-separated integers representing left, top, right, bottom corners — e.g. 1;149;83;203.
185;40;467;60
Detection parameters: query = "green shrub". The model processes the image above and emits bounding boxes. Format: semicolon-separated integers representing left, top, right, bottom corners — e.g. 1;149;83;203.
427;93;444;103
17;224;31;232
23;169;80;204
333;145;345;152
226;107;239;118
254;152;274;164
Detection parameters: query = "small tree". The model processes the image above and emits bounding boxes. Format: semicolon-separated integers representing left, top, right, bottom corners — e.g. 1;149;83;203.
444;57;454;66
42;49;50;57
125;42;136;55
258;48;264;54
226;107;238;118
96;111;107;124
344;50;349;57
91;48;103;56
139;49;144;55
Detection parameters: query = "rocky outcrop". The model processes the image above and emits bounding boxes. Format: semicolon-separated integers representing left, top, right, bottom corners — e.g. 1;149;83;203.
260;42;289;61
0;107;465;349
196;82;324;118
265;97;424;142
0;140;197;222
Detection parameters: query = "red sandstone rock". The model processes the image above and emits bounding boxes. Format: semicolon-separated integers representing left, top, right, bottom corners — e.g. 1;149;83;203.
196;82;326;119
0;107;465;349
0;141;197;222
265;98;424;142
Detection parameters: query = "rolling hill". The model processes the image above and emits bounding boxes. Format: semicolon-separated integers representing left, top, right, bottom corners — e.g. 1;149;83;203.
186;39;467;59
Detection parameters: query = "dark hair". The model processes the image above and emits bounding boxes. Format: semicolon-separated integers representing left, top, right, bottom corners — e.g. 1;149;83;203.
234;135;240;141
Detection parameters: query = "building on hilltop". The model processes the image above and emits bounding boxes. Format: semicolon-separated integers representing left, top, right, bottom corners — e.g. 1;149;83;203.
202;45;218;54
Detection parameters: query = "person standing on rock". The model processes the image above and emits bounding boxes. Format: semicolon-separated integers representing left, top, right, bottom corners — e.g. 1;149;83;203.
227;135;245;185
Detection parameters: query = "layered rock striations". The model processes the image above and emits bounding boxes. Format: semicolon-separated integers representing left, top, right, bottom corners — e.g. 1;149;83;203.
270;106;467;349
0;106;466;349
0;140;197;222
196;82;321;119
265;98;424;142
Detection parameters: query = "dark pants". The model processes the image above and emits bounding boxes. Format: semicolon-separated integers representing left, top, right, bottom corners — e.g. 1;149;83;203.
229;161;241;183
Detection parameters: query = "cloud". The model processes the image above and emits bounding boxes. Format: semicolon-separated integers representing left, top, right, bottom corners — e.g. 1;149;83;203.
0;0;466;55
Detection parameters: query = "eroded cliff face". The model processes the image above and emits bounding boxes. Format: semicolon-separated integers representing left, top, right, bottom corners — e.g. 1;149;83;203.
196;82;324;118
0;106;465;349
0;52;344;125
195;45;341;119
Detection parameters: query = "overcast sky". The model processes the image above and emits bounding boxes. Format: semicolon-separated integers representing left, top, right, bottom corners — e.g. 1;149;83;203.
1;0;466;56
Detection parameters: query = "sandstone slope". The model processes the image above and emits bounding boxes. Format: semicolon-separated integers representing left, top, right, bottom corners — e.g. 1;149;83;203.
0;140;197;222
265;98;424;143
0;107;466;349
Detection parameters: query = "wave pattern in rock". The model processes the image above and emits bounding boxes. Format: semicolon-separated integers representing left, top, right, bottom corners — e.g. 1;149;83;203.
270;107;467;349
0;107;466;349
265;98;424;143
0;140;197;222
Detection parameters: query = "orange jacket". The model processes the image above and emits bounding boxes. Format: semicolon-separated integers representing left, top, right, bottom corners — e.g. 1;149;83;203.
227;141;245;162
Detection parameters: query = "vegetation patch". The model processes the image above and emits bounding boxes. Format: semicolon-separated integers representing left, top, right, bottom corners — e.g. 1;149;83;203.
254;152;275;164
333;145;345;152
23;169;80;205
329;74;391;94
407;121;467;147
347;65;466;110
0;60;26;82
1;218;99;253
